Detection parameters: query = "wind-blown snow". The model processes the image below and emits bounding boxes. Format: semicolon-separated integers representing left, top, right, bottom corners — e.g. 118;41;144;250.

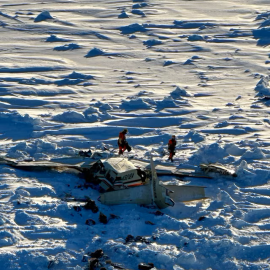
1;0;270;269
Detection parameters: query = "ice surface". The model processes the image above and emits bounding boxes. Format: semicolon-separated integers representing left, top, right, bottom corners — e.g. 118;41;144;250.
1;0;270;269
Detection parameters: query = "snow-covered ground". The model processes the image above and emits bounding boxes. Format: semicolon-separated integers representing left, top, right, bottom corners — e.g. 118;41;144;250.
1;0;270;269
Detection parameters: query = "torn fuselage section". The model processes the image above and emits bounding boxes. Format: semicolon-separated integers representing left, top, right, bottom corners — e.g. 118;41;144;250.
200;163;237;177
83;157;149;191
100;157;207;209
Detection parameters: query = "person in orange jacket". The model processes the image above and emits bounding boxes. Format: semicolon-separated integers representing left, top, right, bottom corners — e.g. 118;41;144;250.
118;128;131;155
168;135;177;162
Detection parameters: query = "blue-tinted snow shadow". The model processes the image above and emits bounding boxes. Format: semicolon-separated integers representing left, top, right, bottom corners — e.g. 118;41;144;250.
36;126;153;141
0;121;34;140
106;116;191;128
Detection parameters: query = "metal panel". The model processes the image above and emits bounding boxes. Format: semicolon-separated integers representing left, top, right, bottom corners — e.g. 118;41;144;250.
165;185;206;202
100;185;152;205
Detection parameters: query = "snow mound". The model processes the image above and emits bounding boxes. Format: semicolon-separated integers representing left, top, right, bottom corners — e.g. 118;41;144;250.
240;147;265;161
214;121;229;128
170;86;192;99
187;35;205;41
15;210;46;226
0;111;41;127
16;189;31;197
183;59;195;65
52;111;87;123
64;71;94;80
173;20;216;29
85;47;105;57
118;11;129;18
83;107;99;122
224;143;246;156
143;39;162;47
131;9;145;16
163;60;177;66
182;130;205;143
46;35;71;42
118;23;147;34
155;97;178;110
54;78;84;86
255;11;270;21
53;43;81;51
120;98;152;111
7;139;78;160
236;160;249;175
133;3;148;8
260;19;270;28
253;27;270;46
254;76;270;96
83;106;114;121
34;11;53;22
91;101;113;111
189;142;228;164
0;231;15;247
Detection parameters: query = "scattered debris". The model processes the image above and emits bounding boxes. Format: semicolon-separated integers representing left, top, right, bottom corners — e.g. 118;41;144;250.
90;249;104;259
79;150;92;157
138;262;155;270
145;221;155;225
83;199;99;213
73;205;81;212
125;234;135;243
111;262;125;269
85;219;96;226
200;163;237;177
125;234;151;244
135;236;151;244
88;258;99;270
99;212;108;224
82;249;128;270
152;210;164;216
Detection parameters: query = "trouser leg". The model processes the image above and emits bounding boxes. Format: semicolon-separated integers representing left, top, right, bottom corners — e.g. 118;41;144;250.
119;144;127;155
169;148;175;161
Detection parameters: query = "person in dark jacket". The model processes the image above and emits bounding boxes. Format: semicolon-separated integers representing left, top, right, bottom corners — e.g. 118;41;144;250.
168;135;177;162
118;128;132;155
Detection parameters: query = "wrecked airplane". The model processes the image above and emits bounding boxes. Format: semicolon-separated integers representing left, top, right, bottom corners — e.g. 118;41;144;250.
0;154;207;209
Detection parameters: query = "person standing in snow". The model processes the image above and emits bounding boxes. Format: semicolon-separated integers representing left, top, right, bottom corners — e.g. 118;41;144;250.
168;135;177;162
118;128;131;155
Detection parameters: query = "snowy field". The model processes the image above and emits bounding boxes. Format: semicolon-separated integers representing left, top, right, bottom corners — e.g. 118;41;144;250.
1;0;270;269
